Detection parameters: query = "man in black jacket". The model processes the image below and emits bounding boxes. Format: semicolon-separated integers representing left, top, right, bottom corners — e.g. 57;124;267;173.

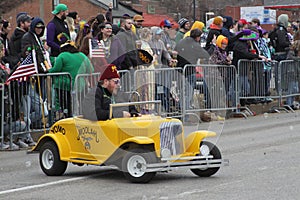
82;64;139;121
8;14;31;69
175;28;210;109
270;14;291;61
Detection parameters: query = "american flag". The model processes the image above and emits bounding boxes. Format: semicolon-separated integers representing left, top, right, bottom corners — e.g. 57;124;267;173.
89;39;106;58
5;50;37;84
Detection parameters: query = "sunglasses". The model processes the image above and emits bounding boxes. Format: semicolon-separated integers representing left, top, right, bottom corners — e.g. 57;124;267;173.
110;79;120;84
104;26;112;29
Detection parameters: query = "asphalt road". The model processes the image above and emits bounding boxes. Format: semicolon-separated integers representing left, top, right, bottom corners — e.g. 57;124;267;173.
1;111;300;200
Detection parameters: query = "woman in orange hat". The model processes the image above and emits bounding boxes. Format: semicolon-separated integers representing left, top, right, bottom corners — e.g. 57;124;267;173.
205;16;223;54
209;35;232;65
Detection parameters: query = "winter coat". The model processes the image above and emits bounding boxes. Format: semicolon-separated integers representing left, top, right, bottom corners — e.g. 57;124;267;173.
21;17;47;73
274;25;290;53
232;39;259;75
175;36;209;75
82;82;138;121
47;16;70;57
48;51;94;91
205;24;222;51
210;46;230;65
100;35;125;69
115;28;138;69
8;27;26;68
150;38;171;68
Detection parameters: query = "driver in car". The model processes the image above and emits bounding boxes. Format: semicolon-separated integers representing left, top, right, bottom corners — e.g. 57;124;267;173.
82;64;139;120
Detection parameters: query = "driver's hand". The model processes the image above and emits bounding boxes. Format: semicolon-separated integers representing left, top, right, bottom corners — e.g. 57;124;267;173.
123;111;131;118
131;112;142;117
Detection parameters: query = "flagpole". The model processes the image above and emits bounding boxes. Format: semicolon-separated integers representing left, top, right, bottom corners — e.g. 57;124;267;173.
32;49;47;134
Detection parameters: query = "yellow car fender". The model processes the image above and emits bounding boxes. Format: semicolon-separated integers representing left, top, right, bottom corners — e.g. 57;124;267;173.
31;132;71;161
120;136;155;146
120;136;158;155
184;130;216;153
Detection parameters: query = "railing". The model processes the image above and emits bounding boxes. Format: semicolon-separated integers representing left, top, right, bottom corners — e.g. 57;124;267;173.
2;60;300;150
237;59;300;113
183;64;238;121
2;73;72;149
277;60;300;111
0;83;4;149
134;67;183;118
73;70;132;116
237;59;278;106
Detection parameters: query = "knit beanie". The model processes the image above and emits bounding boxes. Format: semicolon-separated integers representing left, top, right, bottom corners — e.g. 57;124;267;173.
191;21;205;31
213;17;223;26
178;18;189;28
278;14;289;28
183;21;206;38
216;35;228;48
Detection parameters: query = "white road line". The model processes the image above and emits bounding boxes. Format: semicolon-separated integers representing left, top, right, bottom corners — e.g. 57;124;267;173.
0;176;89;195
0;166;119;196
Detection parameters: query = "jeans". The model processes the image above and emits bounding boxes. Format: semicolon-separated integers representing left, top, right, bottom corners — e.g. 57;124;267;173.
264;69;271;96
21;87;43;125
155;71;171;112
239;75;250;97
3;117;30;140
286;81;299;106
185;74;196;108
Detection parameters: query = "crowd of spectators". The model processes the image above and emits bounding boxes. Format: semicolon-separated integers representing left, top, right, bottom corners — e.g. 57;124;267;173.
1;3;300;149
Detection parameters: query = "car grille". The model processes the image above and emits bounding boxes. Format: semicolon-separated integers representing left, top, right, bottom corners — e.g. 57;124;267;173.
160;121;184;156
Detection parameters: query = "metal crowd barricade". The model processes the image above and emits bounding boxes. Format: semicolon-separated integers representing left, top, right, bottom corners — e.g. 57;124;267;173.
134;67;183;118
237;59;280;111
278;60;300;110
0;83;4;149
73;73;101;116
73;70;131;116
183;64;238;120
118;69;131;93
5;73;72;149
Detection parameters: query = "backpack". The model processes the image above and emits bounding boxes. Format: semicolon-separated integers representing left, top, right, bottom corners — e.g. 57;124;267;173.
268;28;278;48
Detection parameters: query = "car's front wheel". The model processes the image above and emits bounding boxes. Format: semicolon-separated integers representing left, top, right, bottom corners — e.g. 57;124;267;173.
190;141;221;177
122;148;157;183
39;141;67;176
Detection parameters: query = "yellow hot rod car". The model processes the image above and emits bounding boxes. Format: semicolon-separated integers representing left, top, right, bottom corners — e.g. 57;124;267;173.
31;101;227;183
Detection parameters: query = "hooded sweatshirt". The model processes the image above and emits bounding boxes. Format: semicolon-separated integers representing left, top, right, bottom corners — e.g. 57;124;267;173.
278;14;289;29
8;27;27;62
21;17;47;72
183;21;205;38
221;16;234;38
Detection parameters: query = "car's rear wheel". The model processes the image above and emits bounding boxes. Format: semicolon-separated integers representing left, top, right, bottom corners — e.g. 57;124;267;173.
40;141;67;176
122;148;157;183
191;141;221;177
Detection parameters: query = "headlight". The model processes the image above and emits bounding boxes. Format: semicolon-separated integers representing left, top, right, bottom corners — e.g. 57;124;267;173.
161;148;171;159
200;145;210;156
